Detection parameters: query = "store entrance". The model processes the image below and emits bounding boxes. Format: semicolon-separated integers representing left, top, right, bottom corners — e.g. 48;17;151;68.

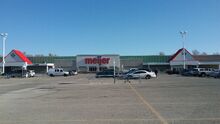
89;67;97;72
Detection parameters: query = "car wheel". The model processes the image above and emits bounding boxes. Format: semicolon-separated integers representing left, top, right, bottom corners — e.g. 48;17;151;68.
50;74;54;77
201;73;206;77
127;75;132;79
145;75;151;79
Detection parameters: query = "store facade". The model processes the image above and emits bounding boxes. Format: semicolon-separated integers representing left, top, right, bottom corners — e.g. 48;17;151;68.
76;55;120;72
169;48;220;71
3;48;219;74
0;49;32;73
0;49;54;74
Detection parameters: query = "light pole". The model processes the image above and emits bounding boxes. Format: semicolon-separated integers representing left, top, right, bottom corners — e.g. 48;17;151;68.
0;33;8;74
179;31;187;70
113;59;116;84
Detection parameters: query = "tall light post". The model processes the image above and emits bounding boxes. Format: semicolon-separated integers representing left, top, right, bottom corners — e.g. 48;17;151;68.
179;31;187;70
0;33;8;74
113;59;116;84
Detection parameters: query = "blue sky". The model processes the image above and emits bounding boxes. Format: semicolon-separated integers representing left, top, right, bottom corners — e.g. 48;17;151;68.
0;0;219;56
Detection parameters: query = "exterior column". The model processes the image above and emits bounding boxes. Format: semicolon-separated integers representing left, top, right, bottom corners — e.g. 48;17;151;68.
46;65;49;73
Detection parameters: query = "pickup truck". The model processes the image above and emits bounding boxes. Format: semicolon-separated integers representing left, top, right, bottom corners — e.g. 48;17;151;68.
47;68;69;77
192;68;215;77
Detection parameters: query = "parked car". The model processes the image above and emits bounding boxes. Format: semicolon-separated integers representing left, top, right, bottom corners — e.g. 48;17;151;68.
208;70;220;78
120;68;138;77
27;70;35;77
5;70;29;78
181;69;194;76
69;70;78;76
47;68;69;77
192;68;215;77
166;69;180;75
125;70;156;79
96;69;117;78
127;68;138;72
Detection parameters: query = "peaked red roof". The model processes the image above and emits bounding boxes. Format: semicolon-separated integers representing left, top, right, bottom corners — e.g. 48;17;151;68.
169;48;194;62
169;48;183;62
13;49;32;64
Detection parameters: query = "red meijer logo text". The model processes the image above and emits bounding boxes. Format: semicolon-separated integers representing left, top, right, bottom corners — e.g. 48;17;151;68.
85;58;110;64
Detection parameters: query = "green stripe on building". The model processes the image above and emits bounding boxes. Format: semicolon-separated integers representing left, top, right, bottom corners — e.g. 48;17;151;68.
120;56;171;63
28;56;170;64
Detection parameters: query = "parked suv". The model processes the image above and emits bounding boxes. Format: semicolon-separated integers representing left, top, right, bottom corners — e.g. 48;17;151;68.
192;68;215;77
48;68;69;77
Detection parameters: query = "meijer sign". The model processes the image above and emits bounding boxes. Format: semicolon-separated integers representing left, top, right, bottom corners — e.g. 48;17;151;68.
85;58;110;64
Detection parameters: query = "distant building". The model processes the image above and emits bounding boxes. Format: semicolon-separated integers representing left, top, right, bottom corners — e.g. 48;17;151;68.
0;49;32;73
169;48;220;71
1;48;219;73
28;48;220;72
0;49;54;74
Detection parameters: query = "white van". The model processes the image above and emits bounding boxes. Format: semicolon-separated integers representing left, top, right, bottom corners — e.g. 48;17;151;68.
47;68;69;77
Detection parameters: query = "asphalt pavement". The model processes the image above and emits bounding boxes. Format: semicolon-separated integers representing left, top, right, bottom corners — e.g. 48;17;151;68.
0;74;220;124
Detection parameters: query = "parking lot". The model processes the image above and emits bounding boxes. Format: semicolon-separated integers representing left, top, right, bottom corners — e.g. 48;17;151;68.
0;74;220;124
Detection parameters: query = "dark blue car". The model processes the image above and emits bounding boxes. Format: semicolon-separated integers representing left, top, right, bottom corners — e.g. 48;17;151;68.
96;69;117;78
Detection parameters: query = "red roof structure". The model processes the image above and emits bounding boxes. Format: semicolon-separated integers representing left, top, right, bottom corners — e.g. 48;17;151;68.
169;48;194;62
1;49;32;64
13;50;32;64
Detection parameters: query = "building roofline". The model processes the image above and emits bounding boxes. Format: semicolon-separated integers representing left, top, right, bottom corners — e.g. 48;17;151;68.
0;49;32;64
169;48;194;62
143;62;170;65
77;54;120;56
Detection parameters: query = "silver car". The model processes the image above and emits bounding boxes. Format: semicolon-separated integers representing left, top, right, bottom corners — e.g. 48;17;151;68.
209;70;220;78
126;70;157;79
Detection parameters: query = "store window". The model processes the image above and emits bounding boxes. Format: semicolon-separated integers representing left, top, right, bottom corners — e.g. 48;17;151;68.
89;67;97;72
100;67;107;71
79;66;87;72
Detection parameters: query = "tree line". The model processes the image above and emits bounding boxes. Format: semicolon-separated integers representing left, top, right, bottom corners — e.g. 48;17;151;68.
23;52;57;57
191;50;220;55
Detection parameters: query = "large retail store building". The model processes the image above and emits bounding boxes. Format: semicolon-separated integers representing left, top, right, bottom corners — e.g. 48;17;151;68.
29;48;220;73
1;48;220;73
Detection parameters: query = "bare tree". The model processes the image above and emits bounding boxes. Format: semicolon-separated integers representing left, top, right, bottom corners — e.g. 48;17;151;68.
26;54;33;57
213;52;220;55
22;51;33;57
192;50;200;55
23;51;26;55
159;52;165;56
48;53;57;57
35;54;44;57
201;52;207;55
